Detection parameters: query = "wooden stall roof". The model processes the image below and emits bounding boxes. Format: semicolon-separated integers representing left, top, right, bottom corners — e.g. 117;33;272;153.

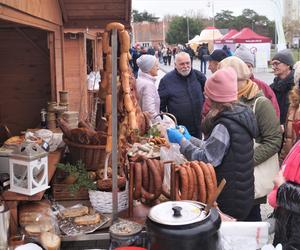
59;0;132;29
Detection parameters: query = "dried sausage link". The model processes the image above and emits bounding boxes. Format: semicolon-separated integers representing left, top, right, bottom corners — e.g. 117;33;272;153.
178;165;189;200
207;163;217;194
190;161;206;203
147;159;162;200
198;161;214;205
134;162;142;200
141;160;149;191
183;162;194;200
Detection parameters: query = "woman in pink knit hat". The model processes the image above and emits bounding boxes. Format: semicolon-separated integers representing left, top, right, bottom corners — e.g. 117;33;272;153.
167;67;258;220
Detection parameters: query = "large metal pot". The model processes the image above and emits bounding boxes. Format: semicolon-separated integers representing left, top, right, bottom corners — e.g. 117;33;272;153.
146;201;221;250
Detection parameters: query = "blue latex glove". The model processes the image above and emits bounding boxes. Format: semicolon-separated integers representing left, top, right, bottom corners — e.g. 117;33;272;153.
177;125;191;140
167;128;184;144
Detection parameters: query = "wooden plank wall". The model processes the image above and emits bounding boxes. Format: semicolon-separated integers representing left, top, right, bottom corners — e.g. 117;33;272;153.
0;3;64;107
0;28;51;134
0;0;63;25
63;33;88;120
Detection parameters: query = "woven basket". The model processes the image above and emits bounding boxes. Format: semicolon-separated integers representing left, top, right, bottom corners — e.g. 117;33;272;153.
64;138;106;170
89;153;128;213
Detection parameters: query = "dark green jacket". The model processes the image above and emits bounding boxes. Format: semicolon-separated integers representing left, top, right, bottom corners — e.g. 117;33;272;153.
240;91;282;166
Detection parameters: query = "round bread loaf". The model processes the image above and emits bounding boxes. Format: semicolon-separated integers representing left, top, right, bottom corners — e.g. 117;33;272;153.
40;232;61;250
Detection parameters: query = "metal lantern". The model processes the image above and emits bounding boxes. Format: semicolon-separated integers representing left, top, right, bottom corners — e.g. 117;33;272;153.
9;142;49;195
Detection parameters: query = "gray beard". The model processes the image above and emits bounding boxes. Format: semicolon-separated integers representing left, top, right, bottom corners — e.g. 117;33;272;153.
178;68;191;76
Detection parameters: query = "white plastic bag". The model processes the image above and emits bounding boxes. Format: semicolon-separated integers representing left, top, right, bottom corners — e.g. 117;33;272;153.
152;114;176;139
87;71;100;90
262;244;283;250
160;143;186;191
220;222;269;250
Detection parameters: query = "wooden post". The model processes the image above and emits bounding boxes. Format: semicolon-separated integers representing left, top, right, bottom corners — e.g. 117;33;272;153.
128;162;134;218
170;163;176;201
111;29;118;222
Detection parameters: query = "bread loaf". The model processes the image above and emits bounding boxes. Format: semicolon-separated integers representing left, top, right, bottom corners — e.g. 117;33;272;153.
19;201;52;226
25;223;53;236
61;206;89;218
74;213;101;225
40;232;61;250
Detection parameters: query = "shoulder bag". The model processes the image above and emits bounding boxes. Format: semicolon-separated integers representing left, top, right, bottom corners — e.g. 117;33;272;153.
253;97;280;199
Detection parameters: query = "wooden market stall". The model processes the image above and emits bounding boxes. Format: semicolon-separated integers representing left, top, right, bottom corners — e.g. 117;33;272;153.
0;1;132;248
0;0;131;135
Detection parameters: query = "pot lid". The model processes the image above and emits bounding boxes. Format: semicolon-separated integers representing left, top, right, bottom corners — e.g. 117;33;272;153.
148;201;206;226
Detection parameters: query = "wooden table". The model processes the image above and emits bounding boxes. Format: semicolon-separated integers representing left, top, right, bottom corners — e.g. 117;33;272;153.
2;149;63;235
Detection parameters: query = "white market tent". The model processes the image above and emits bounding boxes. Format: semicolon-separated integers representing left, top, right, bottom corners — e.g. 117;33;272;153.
188;26;222;52
188;35;201;44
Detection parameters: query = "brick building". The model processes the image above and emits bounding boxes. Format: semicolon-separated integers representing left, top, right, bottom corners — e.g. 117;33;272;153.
133;21;169;48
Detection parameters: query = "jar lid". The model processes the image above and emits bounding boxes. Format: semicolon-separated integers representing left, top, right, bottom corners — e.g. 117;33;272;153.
148;201;206;226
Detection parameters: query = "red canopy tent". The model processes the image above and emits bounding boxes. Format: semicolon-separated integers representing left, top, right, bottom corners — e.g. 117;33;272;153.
231;27;272;43
214;29;238;44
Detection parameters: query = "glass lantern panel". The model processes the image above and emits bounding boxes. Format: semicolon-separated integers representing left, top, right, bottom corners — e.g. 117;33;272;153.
32;163;46;188
12;163;28;189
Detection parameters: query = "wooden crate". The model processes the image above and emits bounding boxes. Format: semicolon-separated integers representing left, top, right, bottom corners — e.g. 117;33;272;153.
51;172;89;201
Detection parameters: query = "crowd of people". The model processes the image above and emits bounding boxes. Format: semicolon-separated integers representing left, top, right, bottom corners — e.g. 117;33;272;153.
133;42;300;248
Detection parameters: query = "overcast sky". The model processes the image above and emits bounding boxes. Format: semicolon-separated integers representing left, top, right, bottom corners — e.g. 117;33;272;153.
132;0;284;21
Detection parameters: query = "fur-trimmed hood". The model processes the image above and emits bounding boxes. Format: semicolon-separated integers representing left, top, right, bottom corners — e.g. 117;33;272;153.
289;86;300;107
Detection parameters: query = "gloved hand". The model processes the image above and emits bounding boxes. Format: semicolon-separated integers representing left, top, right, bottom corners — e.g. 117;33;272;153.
177;125;191;140
167;128;184;144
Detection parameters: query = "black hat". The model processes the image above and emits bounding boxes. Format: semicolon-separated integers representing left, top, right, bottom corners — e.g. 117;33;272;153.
272;49;294;67
204;49;228;62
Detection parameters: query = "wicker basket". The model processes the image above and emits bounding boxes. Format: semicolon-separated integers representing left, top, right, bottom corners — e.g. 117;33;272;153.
89;153;128;213
64;138;106;170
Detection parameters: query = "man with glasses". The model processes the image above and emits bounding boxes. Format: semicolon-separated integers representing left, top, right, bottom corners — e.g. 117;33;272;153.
270;50;295;126
158;52;206;138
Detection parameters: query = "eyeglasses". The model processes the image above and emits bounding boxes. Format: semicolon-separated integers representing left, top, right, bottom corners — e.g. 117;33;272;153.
271;62;282;67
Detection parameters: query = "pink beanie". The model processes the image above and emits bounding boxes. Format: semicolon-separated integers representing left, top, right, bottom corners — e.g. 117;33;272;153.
204;67;238;103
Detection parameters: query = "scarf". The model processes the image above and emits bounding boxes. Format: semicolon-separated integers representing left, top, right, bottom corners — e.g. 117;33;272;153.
271;70;294;94
238;79;260;100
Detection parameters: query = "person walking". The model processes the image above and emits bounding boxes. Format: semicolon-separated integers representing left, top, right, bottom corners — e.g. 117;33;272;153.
158;52;206;138
162;47;168;65
131;45;142;78
270;50;295;126
167;47;172;66
234;45;280;118
197;43;210;74
136;55;160;122
185;44;195;66
166;67;258;220
218;56;282;221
